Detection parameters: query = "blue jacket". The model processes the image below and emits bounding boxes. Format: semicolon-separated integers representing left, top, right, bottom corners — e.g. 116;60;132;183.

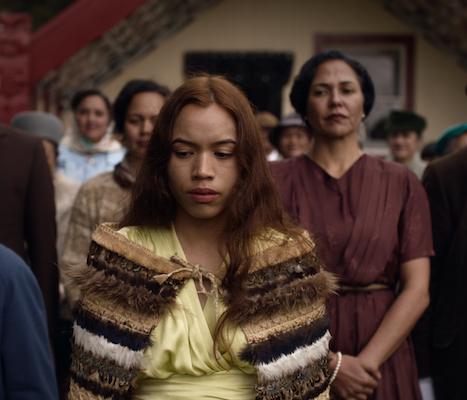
57;146;125;183
0;244;59;400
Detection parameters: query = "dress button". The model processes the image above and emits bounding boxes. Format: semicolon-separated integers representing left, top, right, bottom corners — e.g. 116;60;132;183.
88;158;95;165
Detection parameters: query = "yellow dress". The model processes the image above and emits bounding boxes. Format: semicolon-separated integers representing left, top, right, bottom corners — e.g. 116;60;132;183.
119;225;257;400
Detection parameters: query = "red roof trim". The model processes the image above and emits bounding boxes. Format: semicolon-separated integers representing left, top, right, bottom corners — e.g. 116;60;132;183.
30;0;150;84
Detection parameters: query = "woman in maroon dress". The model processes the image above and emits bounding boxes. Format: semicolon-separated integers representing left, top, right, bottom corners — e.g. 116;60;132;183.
271;50;434;400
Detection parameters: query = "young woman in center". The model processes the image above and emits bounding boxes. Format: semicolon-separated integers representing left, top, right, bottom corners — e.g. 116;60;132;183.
67;75;337;400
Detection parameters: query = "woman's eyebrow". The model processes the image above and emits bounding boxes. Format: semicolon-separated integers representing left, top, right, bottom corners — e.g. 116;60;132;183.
172;138;236;145
172;138;193;145
312;81;356;87
214;139;236;145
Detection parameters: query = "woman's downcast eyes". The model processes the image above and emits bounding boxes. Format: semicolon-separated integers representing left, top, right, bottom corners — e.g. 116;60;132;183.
126;116;158;126
311;87;356;96
174;151;191;158
173;151;235;159
312;89;326;96
215;152;234;159
127;117;141;125
342;88;355;94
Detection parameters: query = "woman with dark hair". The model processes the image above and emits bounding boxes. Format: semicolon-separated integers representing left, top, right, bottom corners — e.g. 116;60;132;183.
66;75;337;400
271;50;434;400
62;79;170;305
57;89;125;182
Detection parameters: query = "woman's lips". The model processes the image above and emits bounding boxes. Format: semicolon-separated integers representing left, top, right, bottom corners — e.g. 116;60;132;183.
188;188;218;203
327;114;346;122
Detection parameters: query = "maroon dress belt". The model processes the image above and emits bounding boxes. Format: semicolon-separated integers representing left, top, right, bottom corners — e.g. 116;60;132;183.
339;283;392;292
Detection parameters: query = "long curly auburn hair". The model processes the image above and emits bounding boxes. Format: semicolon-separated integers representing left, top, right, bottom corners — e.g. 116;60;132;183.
120;74;308;346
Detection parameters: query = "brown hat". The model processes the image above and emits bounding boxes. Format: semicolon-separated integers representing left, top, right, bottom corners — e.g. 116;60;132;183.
255;111;279;129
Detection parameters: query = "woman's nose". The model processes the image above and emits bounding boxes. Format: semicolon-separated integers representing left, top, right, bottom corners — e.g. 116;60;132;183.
193;154;213;179
142;118;153;135
330;89;343;106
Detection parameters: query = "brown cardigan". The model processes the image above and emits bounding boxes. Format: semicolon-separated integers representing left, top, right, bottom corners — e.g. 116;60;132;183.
60;170;129;305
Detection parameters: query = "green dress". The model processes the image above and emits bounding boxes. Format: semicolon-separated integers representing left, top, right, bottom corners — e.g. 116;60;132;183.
119;224;256;400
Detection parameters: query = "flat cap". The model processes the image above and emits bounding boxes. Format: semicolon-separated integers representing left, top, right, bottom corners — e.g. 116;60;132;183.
385;110;426;134
11;111;63;146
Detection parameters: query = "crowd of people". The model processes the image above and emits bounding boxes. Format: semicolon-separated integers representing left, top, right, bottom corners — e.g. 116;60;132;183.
0;49;466;400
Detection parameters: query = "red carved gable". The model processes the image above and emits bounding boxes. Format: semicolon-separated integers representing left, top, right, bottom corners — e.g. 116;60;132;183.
0;13;31;123
30;0;150;84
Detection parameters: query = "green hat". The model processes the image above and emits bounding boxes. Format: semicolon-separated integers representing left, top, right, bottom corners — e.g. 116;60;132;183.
435;123;467;155
384;110;427;135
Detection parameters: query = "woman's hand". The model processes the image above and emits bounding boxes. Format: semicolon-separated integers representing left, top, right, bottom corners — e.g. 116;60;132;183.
330;354;381;400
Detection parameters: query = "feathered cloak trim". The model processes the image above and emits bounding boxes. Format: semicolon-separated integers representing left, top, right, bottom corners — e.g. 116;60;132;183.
67;223;338;400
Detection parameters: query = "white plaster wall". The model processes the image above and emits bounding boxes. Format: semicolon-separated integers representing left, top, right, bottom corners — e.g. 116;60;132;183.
100;0;467;142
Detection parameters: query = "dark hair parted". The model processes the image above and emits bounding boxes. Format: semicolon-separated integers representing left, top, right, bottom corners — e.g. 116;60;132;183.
290;50;375;119
113;79;171;133
120;74;303;337
71;89;112;117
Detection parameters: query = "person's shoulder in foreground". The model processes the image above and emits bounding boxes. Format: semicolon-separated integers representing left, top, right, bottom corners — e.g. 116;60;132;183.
0;244;59;400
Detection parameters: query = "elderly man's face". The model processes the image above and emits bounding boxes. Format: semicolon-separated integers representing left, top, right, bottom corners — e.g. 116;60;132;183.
388;130;420;165
278;126;312;158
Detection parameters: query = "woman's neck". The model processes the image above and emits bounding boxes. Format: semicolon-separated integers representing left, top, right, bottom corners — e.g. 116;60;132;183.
173;212;226;272
126;153;143;173
308;135;363;179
